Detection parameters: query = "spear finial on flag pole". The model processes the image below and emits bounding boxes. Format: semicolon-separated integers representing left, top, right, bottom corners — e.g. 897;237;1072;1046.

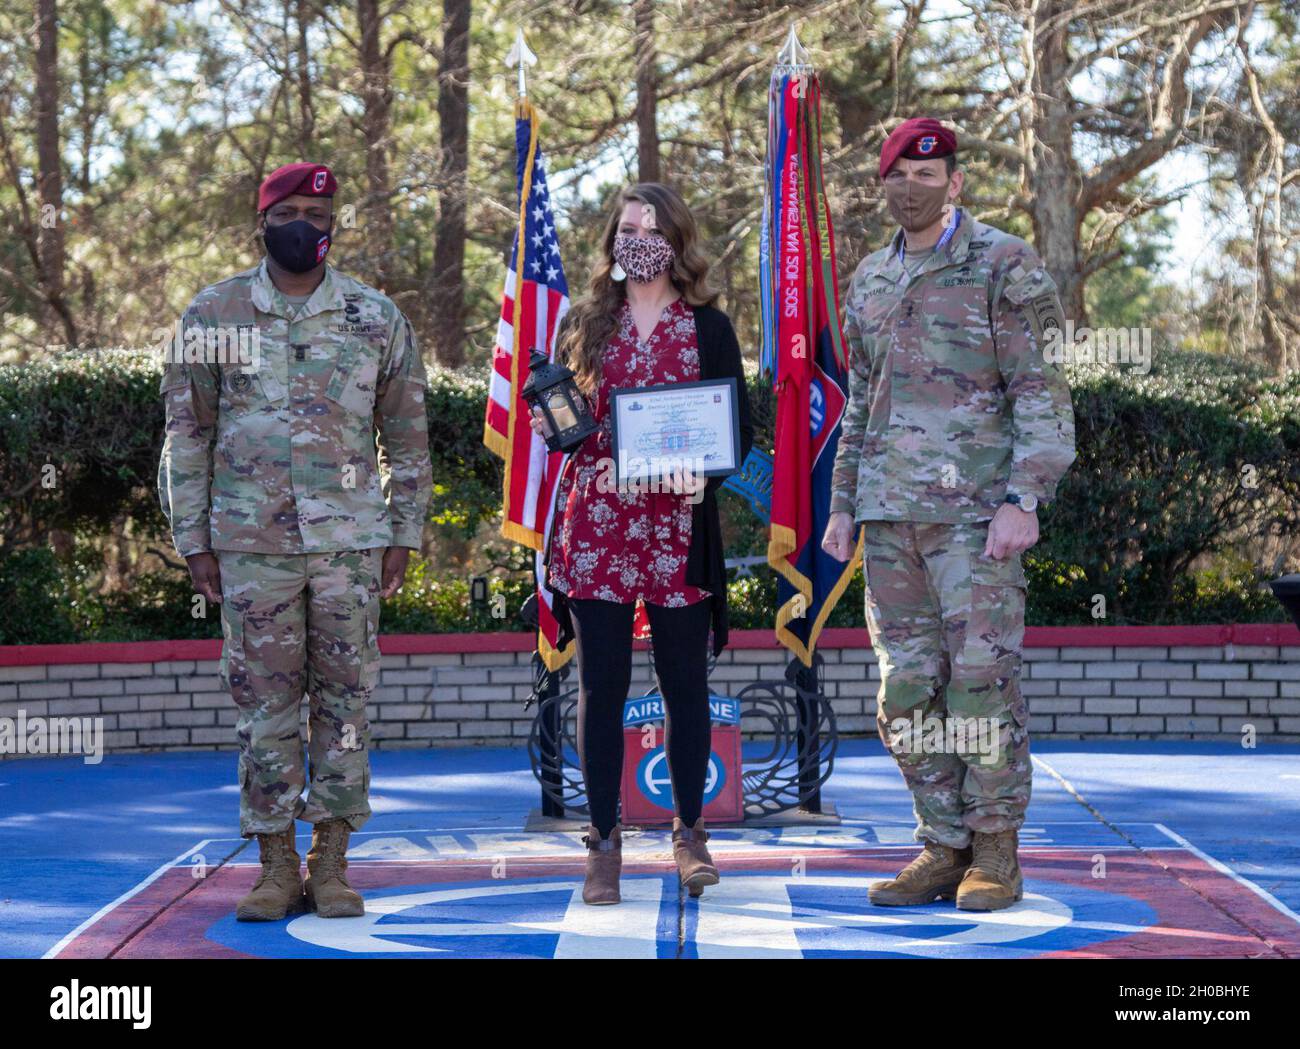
775;24;811;70
505;27;537;99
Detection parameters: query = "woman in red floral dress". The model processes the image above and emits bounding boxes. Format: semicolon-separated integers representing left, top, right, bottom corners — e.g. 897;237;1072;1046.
533;183;752;907
545;296;710;610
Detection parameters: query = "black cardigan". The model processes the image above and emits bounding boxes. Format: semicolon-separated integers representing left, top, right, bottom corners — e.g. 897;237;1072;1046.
541;302;755;656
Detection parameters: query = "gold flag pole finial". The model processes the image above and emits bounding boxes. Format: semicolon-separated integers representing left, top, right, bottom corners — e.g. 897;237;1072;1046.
505;26;538;99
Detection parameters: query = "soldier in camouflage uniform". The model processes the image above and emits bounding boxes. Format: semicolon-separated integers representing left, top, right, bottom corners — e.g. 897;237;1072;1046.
158;163;432;921
822;119;1076;911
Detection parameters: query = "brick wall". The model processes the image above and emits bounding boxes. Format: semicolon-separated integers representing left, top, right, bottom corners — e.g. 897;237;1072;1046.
1020;641;1300;738
2;626;1299;755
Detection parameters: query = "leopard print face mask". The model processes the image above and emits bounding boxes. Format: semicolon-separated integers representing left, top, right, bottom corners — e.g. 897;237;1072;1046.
612;232;676;283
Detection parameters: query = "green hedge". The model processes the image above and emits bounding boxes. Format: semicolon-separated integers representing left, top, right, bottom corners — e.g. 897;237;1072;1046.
1027;352;1300;624
0;346;1295;644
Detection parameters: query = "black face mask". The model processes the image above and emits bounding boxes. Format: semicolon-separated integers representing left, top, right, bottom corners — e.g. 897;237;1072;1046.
263;219;332;273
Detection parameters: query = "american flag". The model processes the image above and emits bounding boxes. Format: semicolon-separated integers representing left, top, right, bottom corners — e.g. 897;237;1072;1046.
483;99;573;671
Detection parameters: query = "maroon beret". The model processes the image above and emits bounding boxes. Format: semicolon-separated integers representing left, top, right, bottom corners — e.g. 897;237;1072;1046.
879;118;957;178
257;163;337;212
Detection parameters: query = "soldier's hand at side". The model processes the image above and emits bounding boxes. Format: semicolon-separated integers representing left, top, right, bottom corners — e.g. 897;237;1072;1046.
186;553;222;605
821;511;857;563
984;503;1039;560
380;547;411;598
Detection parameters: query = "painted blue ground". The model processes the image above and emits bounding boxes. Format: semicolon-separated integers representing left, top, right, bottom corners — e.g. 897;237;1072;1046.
0;739;1297;958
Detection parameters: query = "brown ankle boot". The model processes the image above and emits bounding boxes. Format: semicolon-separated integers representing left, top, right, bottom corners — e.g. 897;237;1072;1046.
305;819;365;918
582;824;622;905
868;841;972;906
672;817;719;898
236;826;306;921
956;829;1023;911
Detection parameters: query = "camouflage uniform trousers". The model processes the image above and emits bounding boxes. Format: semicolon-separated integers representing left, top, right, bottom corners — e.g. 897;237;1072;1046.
216;548;382;837
861;520;1030;848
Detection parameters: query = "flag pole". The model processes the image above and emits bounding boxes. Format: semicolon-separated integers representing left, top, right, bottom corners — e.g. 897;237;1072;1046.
504;28;567;819
785;29;825;813
764;22;837;811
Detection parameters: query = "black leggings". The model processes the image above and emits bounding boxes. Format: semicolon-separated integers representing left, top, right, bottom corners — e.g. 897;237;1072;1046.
568;597;713;838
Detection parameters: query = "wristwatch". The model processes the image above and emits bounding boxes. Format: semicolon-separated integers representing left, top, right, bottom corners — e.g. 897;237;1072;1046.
1005;492;1039;513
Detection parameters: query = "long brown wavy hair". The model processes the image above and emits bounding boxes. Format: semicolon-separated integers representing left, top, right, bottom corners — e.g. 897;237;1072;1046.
558;182;718;397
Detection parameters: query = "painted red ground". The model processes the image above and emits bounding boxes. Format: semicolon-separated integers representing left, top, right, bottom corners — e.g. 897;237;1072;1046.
56;847;1299;960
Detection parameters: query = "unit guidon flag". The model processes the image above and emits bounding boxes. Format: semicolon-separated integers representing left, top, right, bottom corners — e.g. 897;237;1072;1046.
759;65;861;666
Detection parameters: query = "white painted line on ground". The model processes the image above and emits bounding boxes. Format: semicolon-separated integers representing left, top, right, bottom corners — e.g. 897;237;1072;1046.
193;819;1165;844
42;839;214;959
1153;822;1300;927
217;844;1158;867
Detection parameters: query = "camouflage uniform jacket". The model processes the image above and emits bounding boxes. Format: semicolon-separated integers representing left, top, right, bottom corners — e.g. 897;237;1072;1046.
158;260;432;556
829;208;1076;523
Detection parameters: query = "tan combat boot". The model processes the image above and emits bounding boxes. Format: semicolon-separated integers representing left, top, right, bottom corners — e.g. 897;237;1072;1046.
582;824;622;905
956;829;1023;911
305;819;365;917
868;841;972;906
672;817;720;898
236;826;307;921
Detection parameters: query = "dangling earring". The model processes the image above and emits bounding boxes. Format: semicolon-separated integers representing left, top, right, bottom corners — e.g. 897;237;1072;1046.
610;260;627;282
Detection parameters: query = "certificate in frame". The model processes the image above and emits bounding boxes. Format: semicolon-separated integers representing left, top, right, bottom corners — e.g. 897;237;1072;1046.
608;377;741;485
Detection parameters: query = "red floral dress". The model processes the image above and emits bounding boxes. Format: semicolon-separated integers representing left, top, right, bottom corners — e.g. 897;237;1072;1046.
547;298;711;608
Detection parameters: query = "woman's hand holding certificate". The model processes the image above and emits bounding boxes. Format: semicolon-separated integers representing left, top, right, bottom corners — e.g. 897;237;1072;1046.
608;377;741;486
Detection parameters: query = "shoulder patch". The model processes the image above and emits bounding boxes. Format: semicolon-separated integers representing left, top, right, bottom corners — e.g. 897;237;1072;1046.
1025;293;1061;344
1000;257;1061;345
1001;260;1055;304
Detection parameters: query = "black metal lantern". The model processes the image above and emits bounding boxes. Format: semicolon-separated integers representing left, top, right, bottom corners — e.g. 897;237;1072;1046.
520;346;598;453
